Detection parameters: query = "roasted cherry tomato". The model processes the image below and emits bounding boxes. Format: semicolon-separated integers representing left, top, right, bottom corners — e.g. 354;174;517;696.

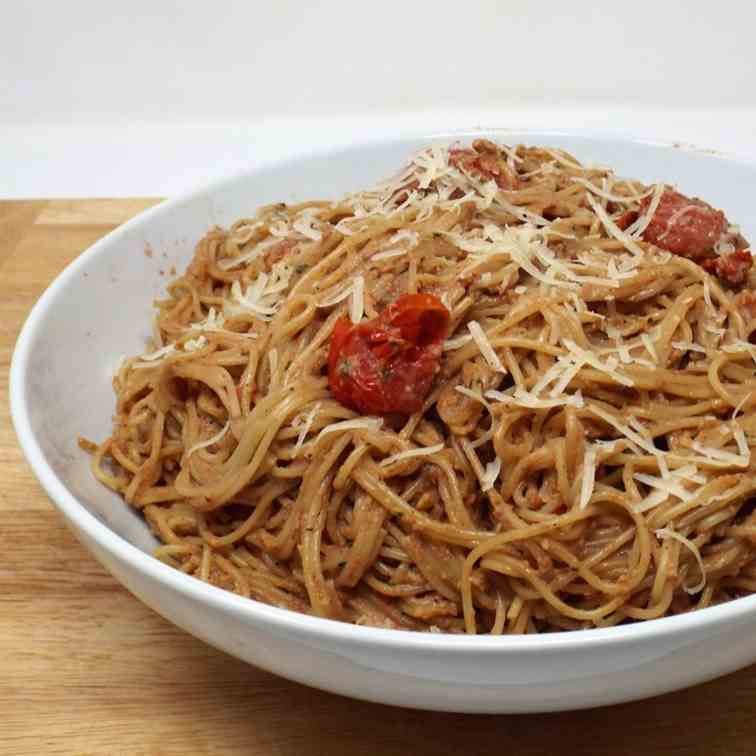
614;189;751;286
702;249;753;286
328;293;450;415
639;189;727;260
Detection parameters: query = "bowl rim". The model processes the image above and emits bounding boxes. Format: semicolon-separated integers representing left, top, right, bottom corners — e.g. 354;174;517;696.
11;127;756;653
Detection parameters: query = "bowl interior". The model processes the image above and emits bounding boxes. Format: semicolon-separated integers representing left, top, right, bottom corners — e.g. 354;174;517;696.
15;130;756;558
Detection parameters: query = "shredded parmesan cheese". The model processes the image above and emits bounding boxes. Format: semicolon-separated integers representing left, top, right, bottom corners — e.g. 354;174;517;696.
294;403;321;453
633;489;671;514
585;195;646;257
468;321;506;373
671;464;707;485
703;279;714;310
443;334;473;351
485;388;584;409
634;472;694;502
627;183;665;239
371;229;419;261
186;420;230;457
317;281;355;308
563;339;634;387
481;457;502;492
350;275;364;323
689;440;749;468
217;236;282;270
579;445;597;510
723;341;756;365
455;385;493;410
543;149;586;171
371;248;408;262
268;348;278;378
641;333;658;363
671;340;706;354
188;307;224;332
606;326;632;364
572;177;650;204
315;417;383;443
732;421;749;458
531;359;569;396
655;528;706;594
548;357;587;398
183;336;209;352
380;442;445;467
292;209;323;241
136;344;176;363
733;393;753;420
225;263;293;320
632;465;704;513
588;404;659;456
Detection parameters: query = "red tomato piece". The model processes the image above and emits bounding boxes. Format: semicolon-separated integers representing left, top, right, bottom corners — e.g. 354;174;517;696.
639;189;727;260
736;290;756;320
448;140;518;191
702;250;753;286
328;293;450;415
615;209;639;231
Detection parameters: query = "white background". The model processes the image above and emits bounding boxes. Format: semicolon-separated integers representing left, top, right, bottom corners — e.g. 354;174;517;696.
3;0;756;197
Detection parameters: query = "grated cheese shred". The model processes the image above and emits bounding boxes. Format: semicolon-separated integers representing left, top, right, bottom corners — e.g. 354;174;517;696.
350;275;365;323
315;417;383;443
655;528;706;594
294;403;321;453
585;195;646;257
186;420;230;457
468;321;506;373
380;442;445;467
443;334;473;351
481;457;502;492
579;445;598;510
627;183;665;239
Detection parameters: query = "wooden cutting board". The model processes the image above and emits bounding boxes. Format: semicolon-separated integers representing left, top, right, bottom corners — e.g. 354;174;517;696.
2;198;756;756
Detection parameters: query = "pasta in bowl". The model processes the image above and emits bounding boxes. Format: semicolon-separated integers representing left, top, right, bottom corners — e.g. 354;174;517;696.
83;139;756;636
13;131;756;711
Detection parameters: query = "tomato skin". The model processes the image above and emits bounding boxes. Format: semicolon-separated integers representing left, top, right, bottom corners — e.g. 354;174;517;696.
328;293;450;415
615;209;639;231
381;293;450;346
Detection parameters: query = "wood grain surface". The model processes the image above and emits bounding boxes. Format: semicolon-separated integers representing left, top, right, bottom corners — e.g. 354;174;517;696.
2;199;756;756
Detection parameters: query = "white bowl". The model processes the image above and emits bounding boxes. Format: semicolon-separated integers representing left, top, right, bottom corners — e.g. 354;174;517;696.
11;131;756;713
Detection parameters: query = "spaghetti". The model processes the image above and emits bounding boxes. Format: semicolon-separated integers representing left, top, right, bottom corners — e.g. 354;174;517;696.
85;139;756;634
